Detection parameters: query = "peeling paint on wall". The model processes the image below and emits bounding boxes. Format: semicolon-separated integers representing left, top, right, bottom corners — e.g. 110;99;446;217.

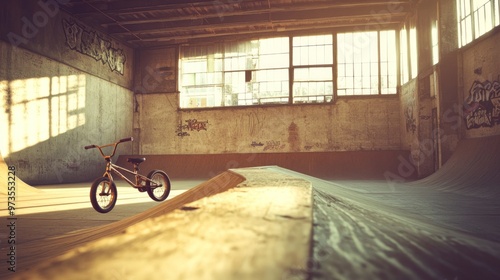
463;79;500;129
62;19;126;75
288;122;300;152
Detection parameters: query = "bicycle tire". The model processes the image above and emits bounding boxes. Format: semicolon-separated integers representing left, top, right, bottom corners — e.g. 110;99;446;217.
90;177;117;213
146;170;171;201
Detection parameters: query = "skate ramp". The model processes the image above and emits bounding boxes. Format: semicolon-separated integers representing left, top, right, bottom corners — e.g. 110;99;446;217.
408;134;500;198
0;152;41;195
2;170;245;278
8;168;313;280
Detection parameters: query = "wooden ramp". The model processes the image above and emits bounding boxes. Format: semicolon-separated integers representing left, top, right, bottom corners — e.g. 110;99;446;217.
0;152;41;196
304;135;500;279
8;168;312;280
408;134;500;198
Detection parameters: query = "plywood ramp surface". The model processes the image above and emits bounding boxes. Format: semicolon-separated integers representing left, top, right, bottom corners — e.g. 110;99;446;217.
408;134;500;198
0;171;242;279
12;167;312;280
0;152;41;196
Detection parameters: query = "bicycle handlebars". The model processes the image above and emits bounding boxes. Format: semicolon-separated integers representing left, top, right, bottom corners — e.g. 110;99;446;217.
84;137;133;158
119;137;133;143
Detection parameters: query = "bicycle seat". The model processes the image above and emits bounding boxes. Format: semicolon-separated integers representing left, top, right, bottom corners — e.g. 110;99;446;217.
127;157;146;164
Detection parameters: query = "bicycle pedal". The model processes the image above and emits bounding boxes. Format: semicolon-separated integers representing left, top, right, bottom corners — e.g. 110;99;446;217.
137;187;147;192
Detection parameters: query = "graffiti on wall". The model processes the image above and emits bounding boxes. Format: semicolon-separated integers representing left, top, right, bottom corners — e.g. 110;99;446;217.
62;19;126;75
250;141;264;147
304;143;333;151
176;119;209;137
463;79;500;129
405;106;417;134
263;140;286;151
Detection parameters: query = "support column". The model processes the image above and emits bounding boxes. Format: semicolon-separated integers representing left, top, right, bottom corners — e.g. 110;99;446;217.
437;0;463;165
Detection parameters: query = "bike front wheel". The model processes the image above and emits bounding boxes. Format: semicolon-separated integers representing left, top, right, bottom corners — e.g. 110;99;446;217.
90;177;117;213
146;170;171;201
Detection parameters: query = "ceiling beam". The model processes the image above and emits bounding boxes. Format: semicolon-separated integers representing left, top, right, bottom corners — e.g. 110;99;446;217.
107;7;407;36
69;0;412;20
129;22;396;46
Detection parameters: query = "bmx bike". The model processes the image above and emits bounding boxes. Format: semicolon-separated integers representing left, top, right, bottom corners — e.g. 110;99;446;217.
84;137;171;213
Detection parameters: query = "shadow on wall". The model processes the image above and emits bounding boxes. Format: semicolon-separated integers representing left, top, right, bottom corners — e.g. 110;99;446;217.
1;51;132;185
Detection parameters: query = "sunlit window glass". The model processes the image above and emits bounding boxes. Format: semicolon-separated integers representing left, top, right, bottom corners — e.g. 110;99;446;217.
292;34;334;103
457;0;499;47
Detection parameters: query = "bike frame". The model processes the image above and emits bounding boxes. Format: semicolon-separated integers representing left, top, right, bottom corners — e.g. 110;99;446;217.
104;161;153;188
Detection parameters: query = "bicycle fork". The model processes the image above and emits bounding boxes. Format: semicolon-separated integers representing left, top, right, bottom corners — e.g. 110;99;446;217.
100;160;114;196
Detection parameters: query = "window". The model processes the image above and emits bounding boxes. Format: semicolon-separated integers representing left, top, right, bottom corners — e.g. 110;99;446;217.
380;30;398;94
293;35;334;103
179;31;398;108
180;45;223;108
337;31;397;96
432;18;439;65
399;16;418;85
246;37;290;105
180;38;289;108
409;22;418;79
400;24;409;84
457;0;500;47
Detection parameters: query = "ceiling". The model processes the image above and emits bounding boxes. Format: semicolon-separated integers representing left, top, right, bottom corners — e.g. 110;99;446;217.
60;0;416;48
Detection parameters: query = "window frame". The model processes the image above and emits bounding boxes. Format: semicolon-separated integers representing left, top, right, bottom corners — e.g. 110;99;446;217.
179;30;399;109
457;0;500;47
291;34;335;104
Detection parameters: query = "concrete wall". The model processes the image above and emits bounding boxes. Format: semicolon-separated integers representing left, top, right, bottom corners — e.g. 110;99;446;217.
130;91;405;180
0;41;134;184
400;79;418;150
131;46;403;166
397;0;500;179
135;93;402;155
0;0;134;88
460;29;500;138
125;33;411;179
0;1;134;184
130;46;406;179
437;0;462;165
397;0;464;179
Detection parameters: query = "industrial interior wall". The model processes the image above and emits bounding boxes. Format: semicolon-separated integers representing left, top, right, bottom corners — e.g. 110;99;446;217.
398;79;426;179
460;29;500;138
135;93;402;155
130;45;405;179
0;1;135;184
400;79;418;151
132;47;400;156
396;1;441;179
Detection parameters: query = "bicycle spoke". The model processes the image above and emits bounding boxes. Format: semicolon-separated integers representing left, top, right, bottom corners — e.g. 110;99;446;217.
146;170;171;201
92;180;116;211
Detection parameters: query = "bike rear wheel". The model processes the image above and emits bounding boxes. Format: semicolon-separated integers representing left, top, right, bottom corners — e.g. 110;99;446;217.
146;170;171;201
90;177;117;213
